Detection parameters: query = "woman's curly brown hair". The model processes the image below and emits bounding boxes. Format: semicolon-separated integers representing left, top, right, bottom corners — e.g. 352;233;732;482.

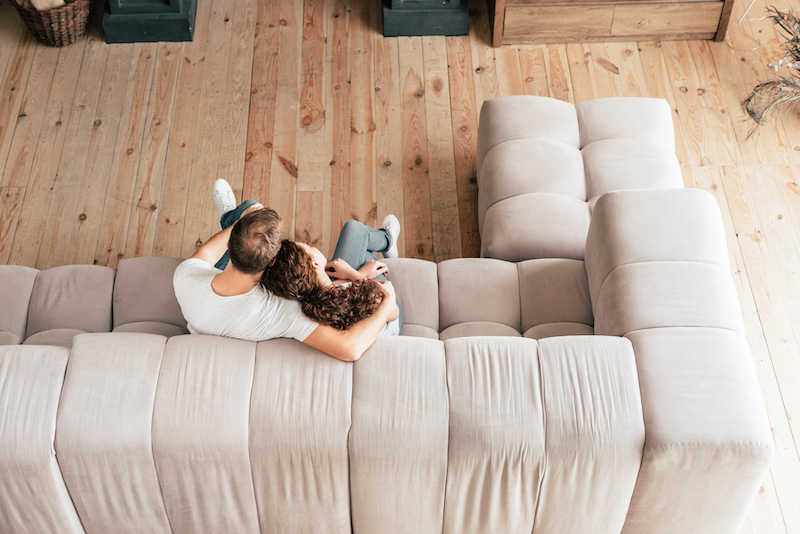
261;240;384;330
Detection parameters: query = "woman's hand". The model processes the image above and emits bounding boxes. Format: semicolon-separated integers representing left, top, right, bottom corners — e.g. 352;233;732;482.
358;260;388;280
325;258;360;281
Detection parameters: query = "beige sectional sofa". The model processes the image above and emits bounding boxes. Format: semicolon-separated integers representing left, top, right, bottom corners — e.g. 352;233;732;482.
0;96;772;534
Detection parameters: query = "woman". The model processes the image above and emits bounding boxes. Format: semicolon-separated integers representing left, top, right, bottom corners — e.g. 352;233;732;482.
262;217;403;335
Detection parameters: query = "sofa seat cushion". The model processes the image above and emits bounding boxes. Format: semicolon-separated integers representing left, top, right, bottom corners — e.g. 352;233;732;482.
479;138;585;231
400;324;439;339
23;328;87;348
440;323;522;341
582;139;683;201
575;97;676;148
477;96;682;262
0;344;83;532
0;332;22;345
442;336;643;533
112;322;189;338
523;322;594;339
481;193;590;261
477;95;580;167
26;265;115;339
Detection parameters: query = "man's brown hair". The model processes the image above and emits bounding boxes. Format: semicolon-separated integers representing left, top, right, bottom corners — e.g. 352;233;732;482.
228;208;283;274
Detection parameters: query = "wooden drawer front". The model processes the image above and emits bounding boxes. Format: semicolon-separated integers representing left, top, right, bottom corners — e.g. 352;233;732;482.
612;2;723;35
505;5;614;41
503;1;722;43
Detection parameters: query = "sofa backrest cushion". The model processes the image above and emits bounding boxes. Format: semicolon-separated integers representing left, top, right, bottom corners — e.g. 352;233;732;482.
518;259;593;336
113;257;187;330
384;258;439;338
438;258;520;333
26;265;116;339
435;258;593;341
0;265;38;343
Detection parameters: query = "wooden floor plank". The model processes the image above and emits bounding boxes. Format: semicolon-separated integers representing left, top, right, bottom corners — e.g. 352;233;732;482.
398;37;433;261
374;33;405;258
37;7;110;268
120;42;182;262
606;42;647;98
327;0;351;252
180;0;237;258
7;36;90;267
518;46;549;97
0;30;36;182
720;165;800;533
423;35;461;261
296;0;328;250
267;0;303;240
1;43;59;189
545;45;573;103
90;43;157;269
566;43;595;102
241;0;279;209
587;42;622;99
446;34;480;258
297;0;328;194
153;1;214;258
217;0;257;198
692;165;791;534
348;0;377;228
0;186;22;264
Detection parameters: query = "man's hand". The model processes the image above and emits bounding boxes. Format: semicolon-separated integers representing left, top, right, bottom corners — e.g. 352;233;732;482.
242;203;264;217
358;260;389;280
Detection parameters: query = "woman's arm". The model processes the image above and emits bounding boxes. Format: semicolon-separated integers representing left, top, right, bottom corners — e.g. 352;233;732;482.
325;258;362;281
302;281;398;361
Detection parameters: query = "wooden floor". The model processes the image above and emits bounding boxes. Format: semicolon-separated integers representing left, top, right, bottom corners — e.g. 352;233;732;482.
1;0;799;531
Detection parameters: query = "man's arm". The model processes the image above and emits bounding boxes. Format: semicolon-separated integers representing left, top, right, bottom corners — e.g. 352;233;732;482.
302;281;397;362
190;225;234;264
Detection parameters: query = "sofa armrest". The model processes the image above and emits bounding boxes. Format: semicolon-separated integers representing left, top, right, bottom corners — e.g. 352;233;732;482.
584;189;773;533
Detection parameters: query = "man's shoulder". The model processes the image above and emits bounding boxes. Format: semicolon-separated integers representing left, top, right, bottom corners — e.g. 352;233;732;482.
173;258;218;294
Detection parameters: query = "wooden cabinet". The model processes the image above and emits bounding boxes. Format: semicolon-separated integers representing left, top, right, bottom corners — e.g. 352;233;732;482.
489;0;735;45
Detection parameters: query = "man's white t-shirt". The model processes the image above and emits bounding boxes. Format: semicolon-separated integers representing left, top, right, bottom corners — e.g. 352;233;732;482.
173;259;318;342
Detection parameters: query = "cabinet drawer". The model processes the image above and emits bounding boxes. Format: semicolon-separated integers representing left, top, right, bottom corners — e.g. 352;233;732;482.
505;5;614;42
502;1;723;43
611;2;723;35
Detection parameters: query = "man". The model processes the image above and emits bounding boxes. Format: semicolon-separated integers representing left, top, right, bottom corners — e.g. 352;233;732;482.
173;179;399;362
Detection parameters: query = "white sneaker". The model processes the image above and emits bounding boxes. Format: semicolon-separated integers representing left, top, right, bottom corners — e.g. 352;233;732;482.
380;214;401;258
212;179;237;229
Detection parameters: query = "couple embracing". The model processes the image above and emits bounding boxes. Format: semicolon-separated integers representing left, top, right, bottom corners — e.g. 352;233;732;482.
173;179;402;362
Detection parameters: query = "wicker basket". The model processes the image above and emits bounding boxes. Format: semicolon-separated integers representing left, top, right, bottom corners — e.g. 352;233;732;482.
10;0;91;47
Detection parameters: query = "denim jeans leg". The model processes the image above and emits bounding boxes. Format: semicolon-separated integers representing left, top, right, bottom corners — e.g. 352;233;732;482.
331;220;402;332
332;220;391;274
214;199;259;270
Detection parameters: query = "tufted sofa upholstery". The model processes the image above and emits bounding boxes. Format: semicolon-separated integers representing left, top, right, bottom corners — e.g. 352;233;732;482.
0;97;772;534
477;96;683;261
0;257;188;348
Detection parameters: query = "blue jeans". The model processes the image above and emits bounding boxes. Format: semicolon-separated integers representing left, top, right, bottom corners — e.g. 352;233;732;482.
332;220;403;332
214;199;259;270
